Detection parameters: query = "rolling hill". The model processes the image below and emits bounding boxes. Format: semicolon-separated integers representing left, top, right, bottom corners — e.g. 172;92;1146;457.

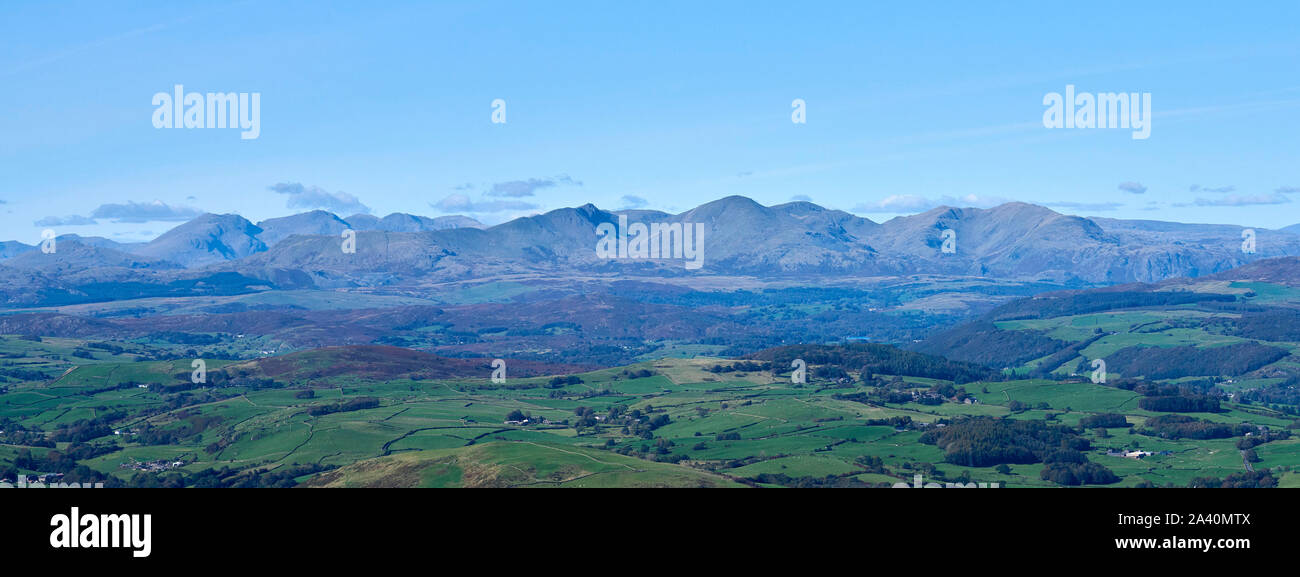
915;256;1300;391
302;441;743;488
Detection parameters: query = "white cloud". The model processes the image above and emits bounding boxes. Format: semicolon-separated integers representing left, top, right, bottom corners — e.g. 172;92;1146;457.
431;194;539;213
1117;181;1147;194
34;215;98;226
854;194;1011;213
90;200;202;223
269;182;371;215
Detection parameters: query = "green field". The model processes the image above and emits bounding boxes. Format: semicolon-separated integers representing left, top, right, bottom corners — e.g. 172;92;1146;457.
1;333;1293;488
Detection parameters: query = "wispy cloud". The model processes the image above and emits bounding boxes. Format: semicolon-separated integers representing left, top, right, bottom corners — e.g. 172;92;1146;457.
269;182;371;215
619;195;649;209
854;194;1012;213
34;215;97;227
1189;184;1235;194
1176;193;1290;207
3;2;249;77
1117;181;1147;194
90;200;202;223
431;194;538;213
482;174;582;198
1044;201;1123;212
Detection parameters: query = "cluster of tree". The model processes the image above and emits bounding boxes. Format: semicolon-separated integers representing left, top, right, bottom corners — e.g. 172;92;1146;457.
473;380;543;391
834;391;885;405
608;437;685;463
1236;429;1290;450
544;388;614;400
505;409;533;423
0;418;55;447
1131;380;1218;396
1137;395;1222;413
547;375;584;388
1106;342;1288;380
987;290;1235;322
912;321;1069;368
747;473;879;488
813;365;851;381
132;413;224;446
7;444;120;486
1224;308;1300;342
573;404;670;438
1187;470;1277;488
855;455;888;475
919;417;1091;468
1138;415;1251;440
81;380;153;396
0;366;53;382
83;341;129;354
707;361;770;373
750;343;997;384
1027;332;1110;378
1040;461;1121;485
863;416;914;429
51;412;126;443
1238;375;1300;411
39;272;268;308
148;331;228;345
1078;413;1131;429
307;396;380;417
203;370;279;390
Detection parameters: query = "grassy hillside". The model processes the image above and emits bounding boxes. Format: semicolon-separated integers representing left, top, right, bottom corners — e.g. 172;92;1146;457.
918;277;1300;386
303;441;742;488
0;333;1294;489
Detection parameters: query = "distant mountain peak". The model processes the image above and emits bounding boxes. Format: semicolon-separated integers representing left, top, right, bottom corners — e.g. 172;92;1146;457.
257;211;351;246
132;213;265;267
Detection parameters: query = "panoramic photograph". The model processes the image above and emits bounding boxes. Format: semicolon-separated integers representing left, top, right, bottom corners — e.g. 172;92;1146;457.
3;0;1297;562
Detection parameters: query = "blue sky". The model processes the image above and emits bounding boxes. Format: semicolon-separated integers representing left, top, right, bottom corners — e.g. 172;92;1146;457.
2;0;1298;243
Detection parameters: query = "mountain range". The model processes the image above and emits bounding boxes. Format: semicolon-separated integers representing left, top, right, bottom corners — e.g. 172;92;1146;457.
2;197;1299;306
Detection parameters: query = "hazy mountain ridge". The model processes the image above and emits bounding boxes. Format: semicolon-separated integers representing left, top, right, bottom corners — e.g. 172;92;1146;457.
2;197;1298;303
132;213;268;267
